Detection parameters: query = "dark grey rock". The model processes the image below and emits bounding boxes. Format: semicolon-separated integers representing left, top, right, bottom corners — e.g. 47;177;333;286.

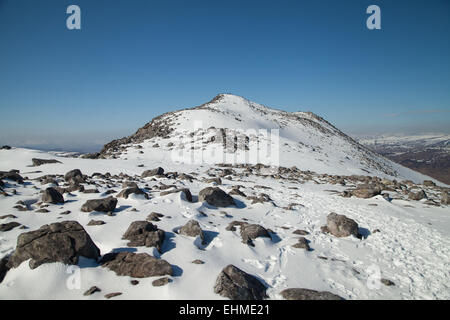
81;196;117;213
84;286;101;296
141;167;164;178
292;237;310;250
199;187;235;207
179;220;205;244
160;188;193;202
122;221;165;252
324;213;359;238
117;187;149;199
42;187;64;204
0;222;21;232
32;158;62;166
280;288;343;300
214;264;267;300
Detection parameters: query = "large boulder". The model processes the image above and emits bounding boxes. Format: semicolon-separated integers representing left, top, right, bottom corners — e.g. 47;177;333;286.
42;187;64;204
81;196;117;213
214;264;267;300
116;187;149;199
199;187;235;207
179;220;205;244
141;167;164;178
32;158;62;166
122;221;165;252
64;169;85;184
323;213;359;238
100;252;172;278
280;288;343;300
6;221;100;269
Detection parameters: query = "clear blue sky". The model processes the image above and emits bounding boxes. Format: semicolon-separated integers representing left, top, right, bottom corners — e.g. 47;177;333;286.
0;0;449;152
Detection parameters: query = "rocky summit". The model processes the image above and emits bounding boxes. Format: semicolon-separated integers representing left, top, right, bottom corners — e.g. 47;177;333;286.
0;94;449;300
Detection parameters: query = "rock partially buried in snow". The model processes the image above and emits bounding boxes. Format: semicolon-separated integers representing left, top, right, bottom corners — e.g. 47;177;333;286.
32;158;62;166
64;169;85;184
239;223;271;246
178;219;205;244
100;252;172;278
199;187;235;207
280;288;343;300
323;213;359;238
292;237;310;250
160;188;193;202
81;196;118;213
117;187;149;199
122;221;165;252
6;221;101;270
214;264;267;300
41;187;64;204
141;167;164;178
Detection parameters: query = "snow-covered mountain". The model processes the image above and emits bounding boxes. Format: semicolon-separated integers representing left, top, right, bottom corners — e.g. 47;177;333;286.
0;94;449;301
96;94;442;185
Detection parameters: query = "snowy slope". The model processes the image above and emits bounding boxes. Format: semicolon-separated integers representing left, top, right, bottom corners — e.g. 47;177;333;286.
99;94;445;186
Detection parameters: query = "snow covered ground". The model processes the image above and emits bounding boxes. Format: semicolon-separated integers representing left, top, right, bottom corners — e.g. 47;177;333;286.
1;147;449;300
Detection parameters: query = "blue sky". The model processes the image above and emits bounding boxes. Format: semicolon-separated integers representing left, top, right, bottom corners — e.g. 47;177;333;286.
0;0;449;152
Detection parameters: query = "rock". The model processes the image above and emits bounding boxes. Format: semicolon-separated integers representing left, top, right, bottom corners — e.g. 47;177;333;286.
32;158;62;166
122;221;165;252
122;181;138;189
408;190;427;201
147;212;164;222
35;208;50;213
117;187;149;199
87;220;106;226
293;229;309;235
351;185;381;198
7;221;100;269
0;256;10;283
0;171;24;184
441;192;450;205
160;188;193;202
179;220;205;244
130;280;139;285
81;196;117;213
192;259;205;264
105;292;122;299
381;278;395;286
84;286;101;296
0;214;17;220
423;180;436;187
152;277;171;287
100;252;172;278
280;288;343;300
239;223;271;246
214;264;267;300
42;187;64;204
324;213;359;238
1;145;12;150
292;237;310;250
141;167;164;178
228;188;247;197
83;189;100;194
64;169;84;184
205;177;222;185
0;222;21;232
199;187;235;207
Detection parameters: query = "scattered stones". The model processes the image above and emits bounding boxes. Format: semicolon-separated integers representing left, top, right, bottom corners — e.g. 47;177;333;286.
141;167;164;178
6;221;100;269
292;237;310;250
41;187;64;204
122;221;165;252
214;264;267;300
32;158;62;166
178;220;205;244
117;187;149;199
100;252;172;278
152;277;171;287
280;288;343;300
323;213;359;238
87;220;106;226
199;187;235;207
81;196;118;213
84;286;101;296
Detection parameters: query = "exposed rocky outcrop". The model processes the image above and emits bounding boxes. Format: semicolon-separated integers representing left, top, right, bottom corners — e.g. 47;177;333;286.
280;288;343;300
